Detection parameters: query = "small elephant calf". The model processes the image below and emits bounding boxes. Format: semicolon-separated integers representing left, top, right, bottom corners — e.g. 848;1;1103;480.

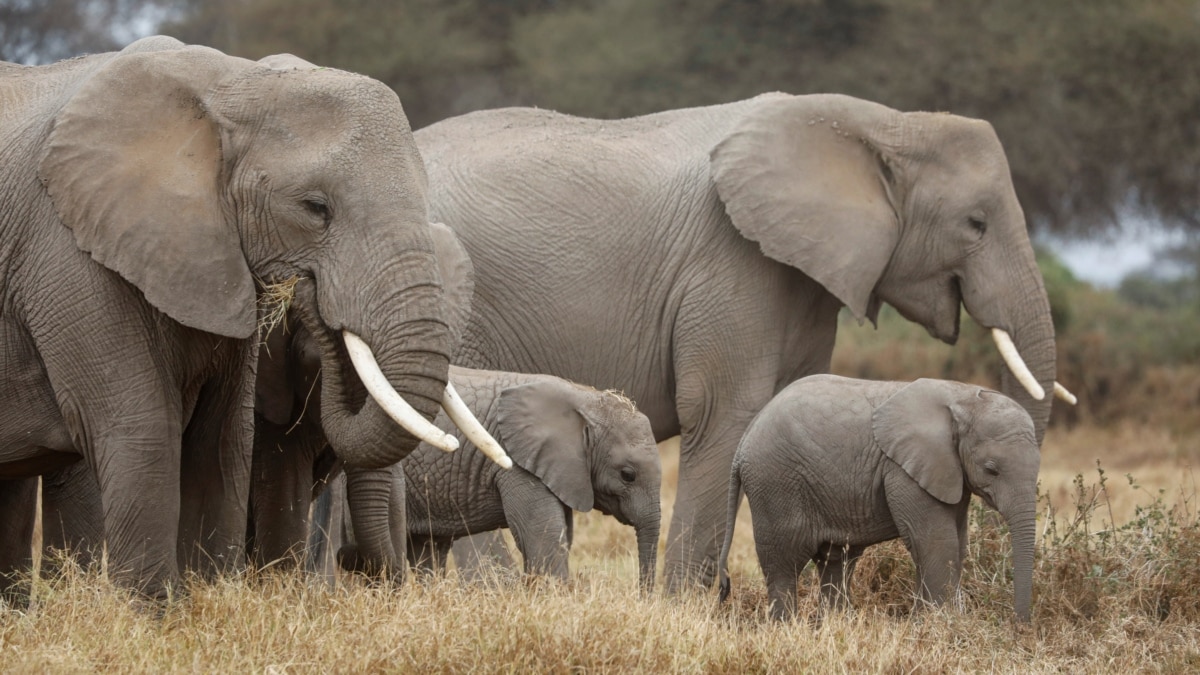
342;366;663;589
718;375;1039;621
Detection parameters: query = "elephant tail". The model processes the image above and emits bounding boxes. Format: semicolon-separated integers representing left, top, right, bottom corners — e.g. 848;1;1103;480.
717;457;744;604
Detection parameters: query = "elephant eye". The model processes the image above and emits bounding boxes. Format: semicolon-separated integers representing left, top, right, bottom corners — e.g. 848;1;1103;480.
983;460;1000;476
968;215;987;235
619;467;637;483
303;198;332;227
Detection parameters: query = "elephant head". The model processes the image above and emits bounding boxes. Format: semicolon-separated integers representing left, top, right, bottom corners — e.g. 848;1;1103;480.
37;38;502;471
711;93;1069;443
497;379;662;591
873;378;1040;621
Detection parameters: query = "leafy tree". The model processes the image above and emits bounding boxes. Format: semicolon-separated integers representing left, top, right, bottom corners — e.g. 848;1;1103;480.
147;0;1200;235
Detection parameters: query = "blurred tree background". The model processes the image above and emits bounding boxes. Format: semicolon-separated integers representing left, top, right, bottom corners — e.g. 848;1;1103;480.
3;0;1198;430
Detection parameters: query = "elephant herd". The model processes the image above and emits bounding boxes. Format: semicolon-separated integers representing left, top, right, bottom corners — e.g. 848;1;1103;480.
0;37;1072;621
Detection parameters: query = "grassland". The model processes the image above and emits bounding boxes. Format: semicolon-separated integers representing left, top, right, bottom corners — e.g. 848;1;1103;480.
2;424;1198;673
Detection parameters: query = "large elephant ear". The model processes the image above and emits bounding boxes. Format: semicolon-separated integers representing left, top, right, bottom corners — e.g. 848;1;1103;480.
39;45;257;339
710;94;903;322
496;378;593;513
428;222;474;353
872;379;967;504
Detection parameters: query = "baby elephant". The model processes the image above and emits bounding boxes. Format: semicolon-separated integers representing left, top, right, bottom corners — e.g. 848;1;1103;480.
401;366;662;590
718;375;1039;622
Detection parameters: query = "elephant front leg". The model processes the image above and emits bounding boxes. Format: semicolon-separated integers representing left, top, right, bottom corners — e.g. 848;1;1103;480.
342;464;406;583
503;484;571;582
249;422;324;570
0;477;39;608
95;434;183;602
889;483;963;612
178;344;256;578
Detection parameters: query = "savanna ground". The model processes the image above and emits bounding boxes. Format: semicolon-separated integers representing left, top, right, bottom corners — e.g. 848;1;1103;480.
4;285;1199;671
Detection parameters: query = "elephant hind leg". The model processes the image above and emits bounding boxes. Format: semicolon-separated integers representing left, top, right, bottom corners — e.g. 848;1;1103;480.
814;543;865;612
41;461;105;574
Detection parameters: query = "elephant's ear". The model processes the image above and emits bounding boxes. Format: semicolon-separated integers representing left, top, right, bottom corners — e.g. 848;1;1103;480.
496;378;594;512
39;46;258;339
872;379;966;504
428;222;474;353
710;94;902;323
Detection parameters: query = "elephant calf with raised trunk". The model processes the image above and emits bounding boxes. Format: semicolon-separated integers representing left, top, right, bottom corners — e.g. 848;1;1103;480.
718;375;1039;622
335;367;663;590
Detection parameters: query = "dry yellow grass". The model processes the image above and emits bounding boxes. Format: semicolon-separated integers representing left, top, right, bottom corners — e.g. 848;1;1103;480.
3;427;1199;671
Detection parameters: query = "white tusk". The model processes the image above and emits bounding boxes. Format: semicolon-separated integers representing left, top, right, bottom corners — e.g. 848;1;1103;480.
342;331;459;453
442;383;513;469
990;328;1046;401
1054;382;1078;406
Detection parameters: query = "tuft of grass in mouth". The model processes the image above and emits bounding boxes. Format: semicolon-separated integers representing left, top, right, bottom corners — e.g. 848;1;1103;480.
256;275;300;339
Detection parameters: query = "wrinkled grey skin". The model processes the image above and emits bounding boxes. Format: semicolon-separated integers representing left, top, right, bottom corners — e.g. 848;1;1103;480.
0;38;454;602
415;93;1057;592
247;221;478;580
394;367;662;590
717;375;1039;622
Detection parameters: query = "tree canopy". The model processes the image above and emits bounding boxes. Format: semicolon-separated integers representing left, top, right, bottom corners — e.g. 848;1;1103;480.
6;0;1199;236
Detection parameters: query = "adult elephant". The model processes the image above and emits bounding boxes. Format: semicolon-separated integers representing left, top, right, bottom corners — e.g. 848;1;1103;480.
415;93;1071;592
0;36;496;601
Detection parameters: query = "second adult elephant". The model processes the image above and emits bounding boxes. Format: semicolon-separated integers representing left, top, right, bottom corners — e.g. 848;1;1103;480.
416;93;1071;592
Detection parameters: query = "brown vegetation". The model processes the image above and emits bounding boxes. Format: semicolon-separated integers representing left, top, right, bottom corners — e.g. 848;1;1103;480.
2;428;1198;671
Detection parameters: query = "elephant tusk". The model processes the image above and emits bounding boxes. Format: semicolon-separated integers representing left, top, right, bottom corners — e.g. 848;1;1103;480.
342;331;460;453
442;383;514;469
1054;382;1078;406
991;328;1046;401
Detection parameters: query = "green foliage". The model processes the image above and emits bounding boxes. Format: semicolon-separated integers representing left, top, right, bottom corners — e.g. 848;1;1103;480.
153;0;1199;233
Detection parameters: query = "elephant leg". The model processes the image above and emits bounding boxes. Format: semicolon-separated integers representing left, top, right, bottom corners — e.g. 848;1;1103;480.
0;477;39;608
341;464;406;583
250;422;323;570
94;432;182;601
667;356;781;593
892;495;961;611
408;534;452;576
306;471;345;585
504;486;571;582
758;542;808;622
450;531;515;583
41;461;104;572
177;348;255;579
815;543;865;612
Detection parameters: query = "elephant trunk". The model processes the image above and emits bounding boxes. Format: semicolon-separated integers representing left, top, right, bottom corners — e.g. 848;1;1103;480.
968;247;1057;446
635;514;661;593
1002;498;1037;623
293;275;452;470
340;465;405;581
996;300;1056;445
